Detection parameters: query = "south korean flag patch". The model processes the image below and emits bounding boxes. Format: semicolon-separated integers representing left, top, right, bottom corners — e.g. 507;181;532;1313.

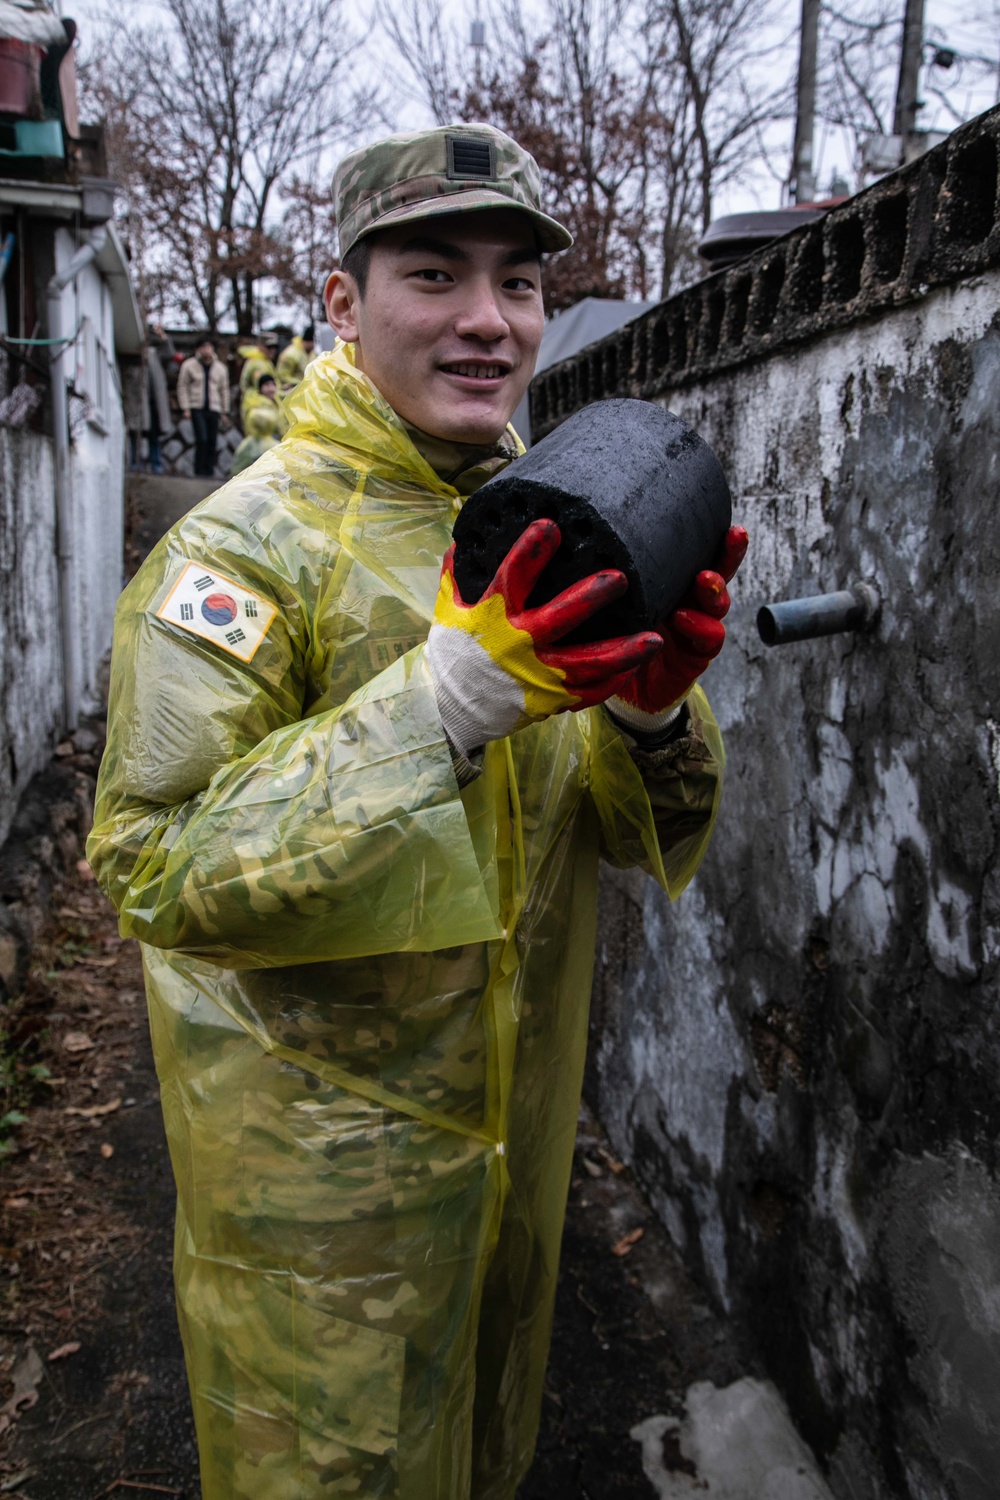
156;561;277;663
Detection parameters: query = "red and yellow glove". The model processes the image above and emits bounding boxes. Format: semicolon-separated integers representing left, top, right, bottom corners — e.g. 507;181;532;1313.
607;525;749;738
427;518;662;755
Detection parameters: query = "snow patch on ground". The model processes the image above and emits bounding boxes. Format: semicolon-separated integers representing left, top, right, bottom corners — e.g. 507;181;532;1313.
631;1378;834;1499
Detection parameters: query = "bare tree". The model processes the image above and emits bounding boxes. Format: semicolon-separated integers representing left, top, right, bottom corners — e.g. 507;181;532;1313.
816;2;1000;190
380;0;457;125
83;0;372;333
383;0;670;306
383;0;791;304
647;0;792;242
818;0;900;170
272;171;342;324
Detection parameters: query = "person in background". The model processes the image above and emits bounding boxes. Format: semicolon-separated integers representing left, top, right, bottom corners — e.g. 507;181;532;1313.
122;324;174;473
177;334;230;478
240;369;284;435
122;355;145;470
145;324;175;473
237;333;279;397
230;403;280;475
276;324;317;391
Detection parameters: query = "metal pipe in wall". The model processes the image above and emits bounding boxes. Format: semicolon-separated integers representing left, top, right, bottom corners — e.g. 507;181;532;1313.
757;584;881;646
46;227;106;733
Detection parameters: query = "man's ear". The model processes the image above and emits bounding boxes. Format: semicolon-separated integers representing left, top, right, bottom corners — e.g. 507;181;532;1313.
325;269;361;344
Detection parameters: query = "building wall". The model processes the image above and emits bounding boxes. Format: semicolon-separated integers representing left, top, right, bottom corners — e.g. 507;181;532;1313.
66;251;125;710
0;234;126;847
0;429;62;843
56;232;125;713
587;268;1000;1499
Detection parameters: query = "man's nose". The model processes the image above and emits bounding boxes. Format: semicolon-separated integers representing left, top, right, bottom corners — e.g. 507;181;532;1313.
453;277;510;343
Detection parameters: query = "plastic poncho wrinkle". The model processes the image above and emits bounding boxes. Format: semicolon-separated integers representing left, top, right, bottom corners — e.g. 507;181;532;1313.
89;339;723;1500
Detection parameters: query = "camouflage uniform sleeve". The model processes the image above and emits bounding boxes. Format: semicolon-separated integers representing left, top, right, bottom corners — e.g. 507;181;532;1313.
87;535;501;968
585;684;723;899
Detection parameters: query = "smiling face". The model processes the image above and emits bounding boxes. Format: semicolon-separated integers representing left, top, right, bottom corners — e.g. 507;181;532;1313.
324;210;545;444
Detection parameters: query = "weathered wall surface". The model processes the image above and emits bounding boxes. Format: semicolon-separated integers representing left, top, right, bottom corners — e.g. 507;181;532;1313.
59;237;126;716
586;267;1000;1498
0;410;124;848
0;429;63;844
0;232;128;849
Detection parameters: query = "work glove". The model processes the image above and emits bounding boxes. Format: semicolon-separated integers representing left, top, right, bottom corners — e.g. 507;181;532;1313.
427;518;662;757
606;525;749;740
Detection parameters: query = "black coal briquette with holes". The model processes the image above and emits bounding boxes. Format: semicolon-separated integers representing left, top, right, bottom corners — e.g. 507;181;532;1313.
452;399;733;645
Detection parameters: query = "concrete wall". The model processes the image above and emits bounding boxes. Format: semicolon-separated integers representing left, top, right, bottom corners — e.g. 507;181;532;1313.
0;429;63;841
0;235;126;846
67;250;125;711
587;267;1000;1498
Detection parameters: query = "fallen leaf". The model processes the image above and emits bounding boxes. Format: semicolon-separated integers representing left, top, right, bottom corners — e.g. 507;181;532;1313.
100;1143;114;1159
47;1341;81;1362
76;956;117;969
4;1198;30;1210
75;859;95;882
0;1469;34;1492
62;1032;94;1053
611;1227;644;1257
65;1097;121;1120
597;1146;625;1174
582;1158;603;1178
54;741;75;758
0;1346;42;1434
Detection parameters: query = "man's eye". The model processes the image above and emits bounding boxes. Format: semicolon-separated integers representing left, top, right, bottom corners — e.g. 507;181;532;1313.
504;276;537;292
414;268;452;283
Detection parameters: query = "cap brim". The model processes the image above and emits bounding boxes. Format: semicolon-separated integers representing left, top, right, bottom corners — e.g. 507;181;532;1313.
351;189;573;254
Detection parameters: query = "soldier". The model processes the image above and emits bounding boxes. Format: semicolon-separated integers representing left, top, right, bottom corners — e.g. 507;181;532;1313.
231;403;280;476
276;323;317;391
237;332;279;397
88;123;746;1499
240;369;285;437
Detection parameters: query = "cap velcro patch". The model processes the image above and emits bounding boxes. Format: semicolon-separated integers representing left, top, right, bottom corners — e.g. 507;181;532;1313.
447;135;496;181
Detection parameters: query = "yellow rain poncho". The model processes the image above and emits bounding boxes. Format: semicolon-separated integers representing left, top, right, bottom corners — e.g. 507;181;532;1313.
237;343;277;396
88;343;724;1500
276;333;317;391
230;406;280;476
239;383;287;439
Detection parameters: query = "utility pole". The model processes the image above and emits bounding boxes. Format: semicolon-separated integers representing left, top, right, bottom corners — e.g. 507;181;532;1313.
790;0;820;203
470;6;486;90
893;0;925;142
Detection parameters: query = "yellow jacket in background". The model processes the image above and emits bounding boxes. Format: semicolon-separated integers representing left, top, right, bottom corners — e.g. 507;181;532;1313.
276;333;316;391
87;342;723;1500
239;383;287;437
237;343;276;395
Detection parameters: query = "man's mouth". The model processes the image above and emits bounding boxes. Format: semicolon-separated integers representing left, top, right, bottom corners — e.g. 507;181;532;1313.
439;362;510;383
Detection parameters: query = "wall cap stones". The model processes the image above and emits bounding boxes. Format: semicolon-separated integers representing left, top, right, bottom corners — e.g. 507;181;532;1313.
530;104;1000;439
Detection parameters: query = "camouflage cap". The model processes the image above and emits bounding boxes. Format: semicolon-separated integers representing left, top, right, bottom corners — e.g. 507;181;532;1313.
333;123;573;258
